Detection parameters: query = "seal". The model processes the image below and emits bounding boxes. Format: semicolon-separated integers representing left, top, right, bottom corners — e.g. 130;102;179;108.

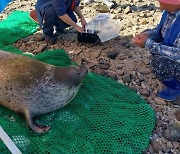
0;50;88;133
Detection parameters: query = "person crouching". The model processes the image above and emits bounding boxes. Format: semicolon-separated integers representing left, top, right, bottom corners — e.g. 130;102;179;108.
132;0;180;101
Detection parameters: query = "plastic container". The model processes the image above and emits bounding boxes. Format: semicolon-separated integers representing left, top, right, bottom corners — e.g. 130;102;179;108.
29;10;39;23
77;32;99;43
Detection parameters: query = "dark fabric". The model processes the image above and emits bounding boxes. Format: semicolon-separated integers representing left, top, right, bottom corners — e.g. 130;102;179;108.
151;54;180;81
35;0;78;37
55;9;77;31
42;7;77;37
156;10;180;46
35;0;78;28
162;78;180;90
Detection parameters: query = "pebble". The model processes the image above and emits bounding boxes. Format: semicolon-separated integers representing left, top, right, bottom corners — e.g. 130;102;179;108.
174;110;180;121
154;98;166;105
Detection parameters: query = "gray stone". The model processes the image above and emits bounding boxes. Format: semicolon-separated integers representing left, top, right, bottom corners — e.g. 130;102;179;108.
150;140;162;153
172;97;180;106
154;98;166;105
174;110;180;121
156;119;163;127
97;63;110;70
106;50;118;59
139;89;150;97
163;127;180;142
124;6;131;14
172;141;180;149
122;73;131;83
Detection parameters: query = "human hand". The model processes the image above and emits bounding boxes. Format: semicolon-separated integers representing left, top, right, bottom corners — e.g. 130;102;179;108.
74;24;84;33
132;32;149;48
80;18;87;28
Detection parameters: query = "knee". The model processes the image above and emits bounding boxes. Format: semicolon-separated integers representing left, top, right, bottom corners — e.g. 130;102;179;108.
44;8;57;23
150;55;160;69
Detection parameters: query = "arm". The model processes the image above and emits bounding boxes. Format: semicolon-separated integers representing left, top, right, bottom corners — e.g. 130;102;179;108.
59;14;83;32
52;0;83;32
132;26;161;48
74;6;87;27
145;38;180;63
144;27;162;41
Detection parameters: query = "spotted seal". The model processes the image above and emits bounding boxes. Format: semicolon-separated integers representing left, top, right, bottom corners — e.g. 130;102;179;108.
0;50;88;133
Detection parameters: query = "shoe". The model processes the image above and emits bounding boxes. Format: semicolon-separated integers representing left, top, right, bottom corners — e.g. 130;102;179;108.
158;77;180;101
44;35;57;45
54;28;64;37
158;87;180;101
162;77;180;90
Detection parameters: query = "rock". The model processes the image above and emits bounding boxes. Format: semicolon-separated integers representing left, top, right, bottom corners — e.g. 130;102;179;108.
97;63;110;70
172;97;180;106
86;62;96;69
93;4;109;13
114;7;122;14
36;43;47;53
166;141;173;149
156;118;163;127
117;70;124;76
106;50;118;59
124;6;131;14
172;141;180;149
174;120;180;129
139;89;150;97
177;146;180;152
92;50;101;58
143;144;154;153
143;59;150;65
174;110;180;121
150;140;162;153
154;105;165;112
139;18;148;25
122;73;131;83
154;97;166;105
128;85;137;92
98;58;109;64
137;73;144;82
103;0;114;8
163;127;180;141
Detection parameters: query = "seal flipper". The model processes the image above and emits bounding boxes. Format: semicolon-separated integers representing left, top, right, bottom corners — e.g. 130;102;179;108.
24;109;50;133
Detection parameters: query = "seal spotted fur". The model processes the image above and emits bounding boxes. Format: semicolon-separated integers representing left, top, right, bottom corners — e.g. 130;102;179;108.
0;50;87;133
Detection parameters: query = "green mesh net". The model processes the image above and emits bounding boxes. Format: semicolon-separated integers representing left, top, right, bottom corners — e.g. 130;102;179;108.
0;11;155;154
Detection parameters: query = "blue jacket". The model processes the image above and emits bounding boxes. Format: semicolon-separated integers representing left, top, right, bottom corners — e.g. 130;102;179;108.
156;10;180;46
145;10;180;63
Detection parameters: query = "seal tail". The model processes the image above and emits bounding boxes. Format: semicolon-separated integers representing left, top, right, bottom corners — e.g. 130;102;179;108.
24;108;50;133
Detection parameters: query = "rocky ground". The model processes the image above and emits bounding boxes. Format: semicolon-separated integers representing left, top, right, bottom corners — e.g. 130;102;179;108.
1;0;180;153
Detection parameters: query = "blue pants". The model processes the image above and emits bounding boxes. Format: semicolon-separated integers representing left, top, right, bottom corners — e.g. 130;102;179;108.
43;7;77;37
151;54;180;81
0;0;12;12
